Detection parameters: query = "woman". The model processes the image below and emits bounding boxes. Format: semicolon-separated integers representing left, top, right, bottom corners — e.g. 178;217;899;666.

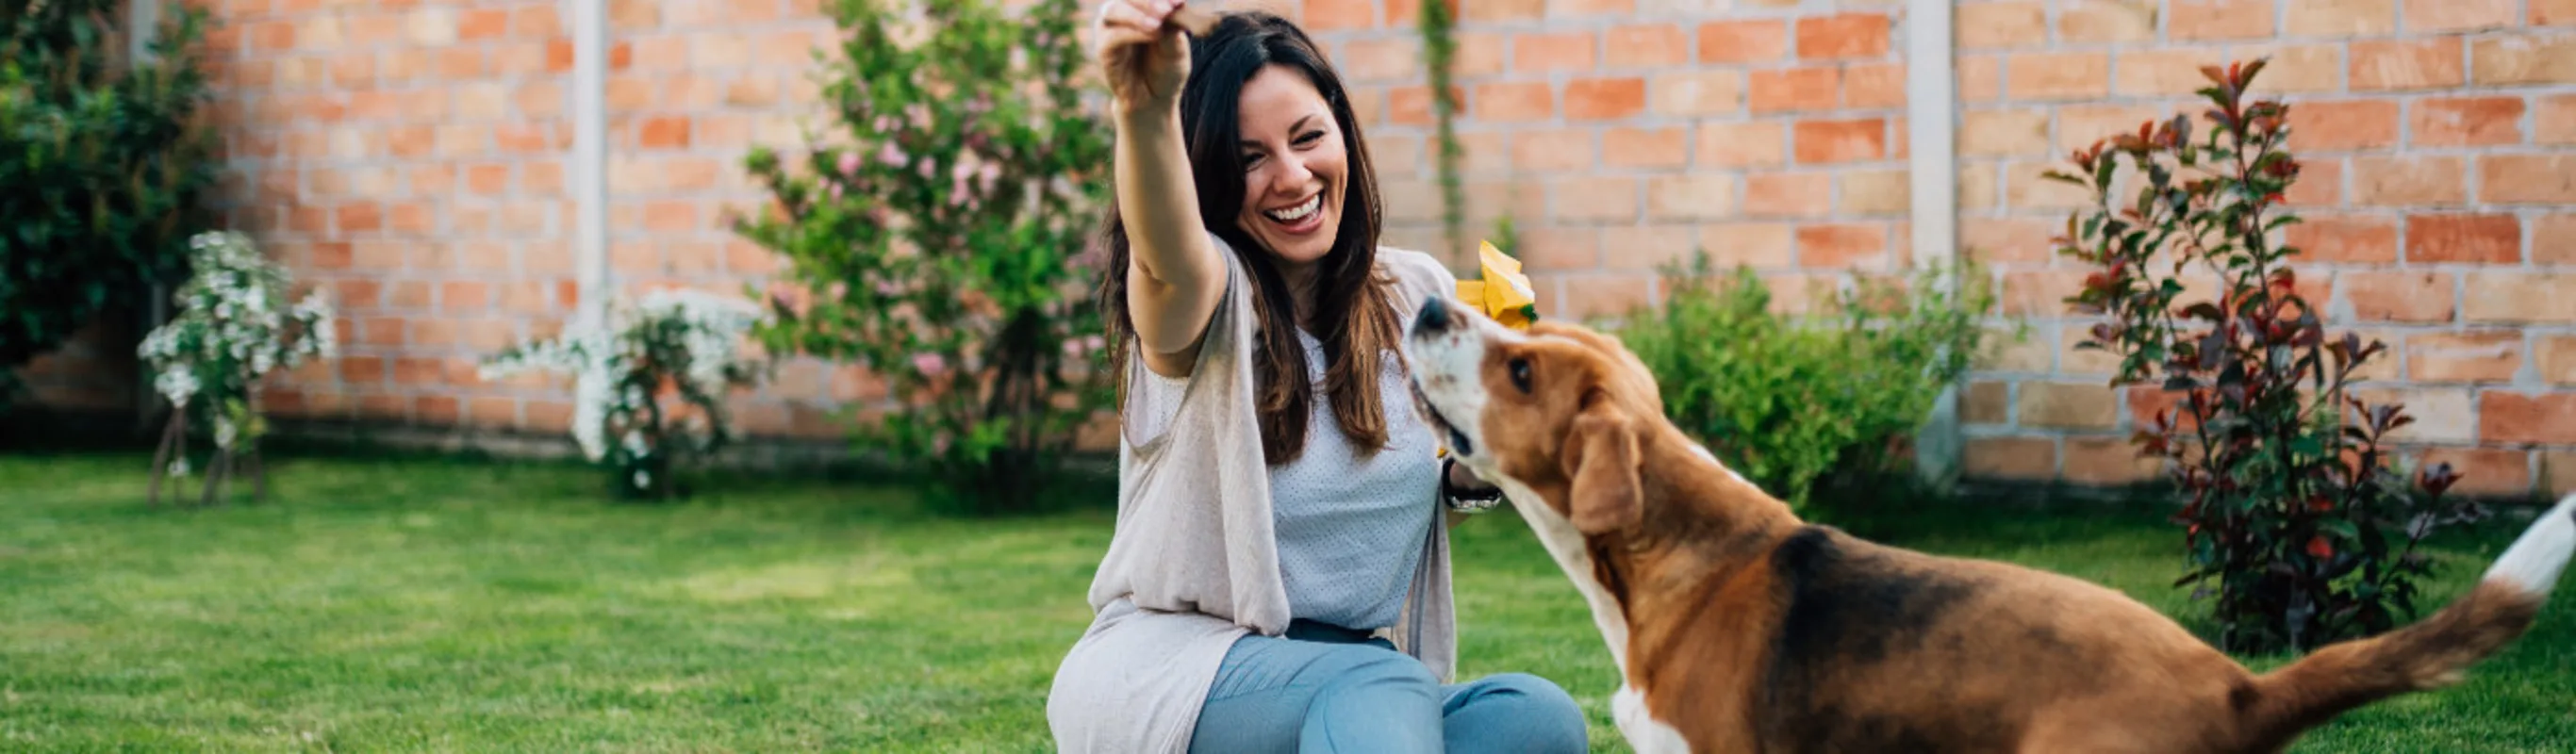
1046;3;1592;752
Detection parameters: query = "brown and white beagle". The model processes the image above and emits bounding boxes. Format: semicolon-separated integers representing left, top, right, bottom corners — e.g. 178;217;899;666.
1401;295;2576;754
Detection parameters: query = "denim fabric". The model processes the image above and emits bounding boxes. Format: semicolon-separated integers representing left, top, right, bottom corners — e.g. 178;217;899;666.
1184;621;1590;754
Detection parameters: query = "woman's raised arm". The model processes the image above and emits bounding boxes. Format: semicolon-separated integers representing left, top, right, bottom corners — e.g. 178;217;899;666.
1098;1;1224;377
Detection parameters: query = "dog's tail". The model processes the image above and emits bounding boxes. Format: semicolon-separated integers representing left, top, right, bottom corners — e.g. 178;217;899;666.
2232;493;2576;751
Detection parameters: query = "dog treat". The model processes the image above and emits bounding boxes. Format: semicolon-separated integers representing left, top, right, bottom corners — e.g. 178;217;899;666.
1455;241;1539;331
1100;4;1218;107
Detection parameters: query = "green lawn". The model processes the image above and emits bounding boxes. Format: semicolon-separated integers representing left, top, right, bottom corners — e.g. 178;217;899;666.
3;452;2572;752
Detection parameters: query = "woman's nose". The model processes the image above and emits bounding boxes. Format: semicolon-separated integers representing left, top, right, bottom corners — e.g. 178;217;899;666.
1270;154;1312;191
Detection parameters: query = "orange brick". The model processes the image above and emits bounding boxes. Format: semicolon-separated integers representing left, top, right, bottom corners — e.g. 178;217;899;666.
1338;38;1419;83
2411;447;2532;499
2065;437;2161;485
2018;382;2119;430
2061;1;2156;43
1304;0;1375;29
1698;20;1788;63
2352;156;2467;206
2483;393;2576;445
2406;214;2521;263
1959;55;2004;103
2111;50;2215;97
1462;0;1544;22
2001;270;2089;317
2171;0;2277;40
1456;33;1506;76
1959;2;2048;50
2464;273;2576;323
1842;64;1905;109
2409;97;2524;147
637;116;690;150
2004;164;2094;211
2540;336;2576;385
2006;52;2110;101
2281;99;2400;152
1550;0;1633;16
1554;176;1641;222
1960;109;2050;157
2539;95;2576;144
2054;104;2171;154
1796;223;1888;269
1388;85;1461;127
1648;72;1743;116
2408;331;2524;383
1796;12;1889;59
1841;170;1909;216
2407;0;2517;31
1696;121;1787;168
1792;118;1885;164
2285;157;2346;207
1965;436;2058;480
1565;77;1645;121
1963;382;2011;425
2540;215;2576;264
1514;31;1595;73
1516;226;1601;271
2340;271;2454;322
2482;155;2576;204
1511;129;1593;172
1557;274;1653;320
2541;0;2576;25
1472;82;1554;123
1742;172;1832;218
1603;127;1688;169
1749;67;1838;113
1645;175;1738;221
1606;25;1688;68
1599;224;1697;271
1698;222;1794;269
1959;218;2055;264
2352;39;2465;90
2287;0;2398;36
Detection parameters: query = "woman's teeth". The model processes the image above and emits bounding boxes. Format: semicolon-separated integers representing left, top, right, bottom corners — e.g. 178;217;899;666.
1264;196;1321;222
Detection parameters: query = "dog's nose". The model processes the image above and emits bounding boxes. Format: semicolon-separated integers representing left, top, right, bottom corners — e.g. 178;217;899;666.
1414;295;1454;336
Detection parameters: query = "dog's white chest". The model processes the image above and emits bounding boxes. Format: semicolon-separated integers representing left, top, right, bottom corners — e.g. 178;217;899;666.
1614;685;1693;754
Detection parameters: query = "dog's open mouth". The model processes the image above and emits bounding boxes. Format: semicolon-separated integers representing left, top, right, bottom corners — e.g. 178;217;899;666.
1411;380;1475;457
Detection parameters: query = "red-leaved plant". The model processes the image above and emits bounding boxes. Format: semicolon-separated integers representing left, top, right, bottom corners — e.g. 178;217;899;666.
2054;58;2489;655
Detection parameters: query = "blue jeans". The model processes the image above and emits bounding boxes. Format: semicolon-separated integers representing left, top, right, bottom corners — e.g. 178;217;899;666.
1186;620;1590;754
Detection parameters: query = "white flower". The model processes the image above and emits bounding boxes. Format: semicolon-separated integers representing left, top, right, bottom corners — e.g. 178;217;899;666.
168;459;190;478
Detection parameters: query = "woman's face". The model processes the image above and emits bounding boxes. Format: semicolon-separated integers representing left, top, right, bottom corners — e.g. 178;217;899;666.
1233;64;1347;272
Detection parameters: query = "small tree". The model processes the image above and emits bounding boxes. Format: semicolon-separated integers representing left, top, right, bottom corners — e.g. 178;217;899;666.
479;289;772;500
139;231;336;507
1;1;221;409
733;0;1112;515
2056;59;2487;654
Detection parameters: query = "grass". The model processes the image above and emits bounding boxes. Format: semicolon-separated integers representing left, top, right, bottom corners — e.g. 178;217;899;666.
2;452;2573;752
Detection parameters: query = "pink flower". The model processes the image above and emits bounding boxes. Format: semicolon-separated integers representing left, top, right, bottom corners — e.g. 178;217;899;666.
976;162;1001;194
875;280;904;297
910;352;948;376
836;151;861;175
877;142;906;167
826;182;844;200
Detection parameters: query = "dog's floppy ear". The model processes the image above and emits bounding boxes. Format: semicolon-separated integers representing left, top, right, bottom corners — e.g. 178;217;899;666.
1560;391;1642;534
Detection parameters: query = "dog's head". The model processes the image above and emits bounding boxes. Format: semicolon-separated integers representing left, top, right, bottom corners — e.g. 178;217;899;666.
1404;295;1669;535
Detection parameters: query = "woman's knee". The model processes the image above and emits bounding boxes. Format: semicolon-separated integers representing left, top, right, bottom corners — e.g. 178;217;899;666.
1318;650;1442;700
1446;673;1589;750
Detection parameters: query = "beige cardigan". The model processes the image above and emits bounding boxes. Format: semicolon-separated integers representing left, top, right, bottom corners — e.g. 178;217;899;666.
1045;235;1461;754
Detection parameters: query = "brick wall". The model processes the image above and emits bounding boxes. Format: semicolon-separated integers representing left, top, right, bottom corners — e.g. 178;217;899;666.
17;0;2576;498
1945;0;2576;500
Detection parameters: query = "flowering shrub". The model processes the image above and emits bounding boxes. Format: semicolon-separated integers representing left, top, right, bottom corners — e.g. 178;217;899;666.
139;231;336;504
479;289;772;500
732;0;1112;515
2056;58;2487;654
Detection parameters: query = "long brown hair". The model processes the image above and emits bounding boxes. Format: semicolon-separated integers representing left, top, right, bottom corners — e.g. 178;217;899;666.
1094;9;1403;466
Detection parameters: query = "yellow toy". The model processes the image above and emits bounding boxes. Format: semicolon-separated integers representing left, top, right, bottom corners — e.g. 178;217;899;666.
1453;240;1539;332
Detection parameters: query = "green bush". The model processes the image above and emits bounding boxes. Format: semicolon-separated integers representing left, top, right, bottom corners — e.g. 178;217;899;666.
731;0;1110;516
0;1;220;409
1618;254;1999;509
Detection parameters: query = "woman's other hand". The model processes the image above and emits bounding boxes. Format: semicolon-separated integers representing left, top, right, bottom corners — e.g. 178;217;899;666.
1095;0;1195;114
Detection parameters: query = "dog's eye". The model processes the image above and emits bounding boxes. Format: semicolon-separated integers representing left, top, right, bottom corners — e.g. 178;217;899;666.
1508;357;1532;394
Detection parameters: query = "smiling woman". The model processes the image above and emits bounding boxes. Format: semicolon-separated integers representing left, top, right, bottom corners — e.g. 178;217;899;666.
1049;3;1589;753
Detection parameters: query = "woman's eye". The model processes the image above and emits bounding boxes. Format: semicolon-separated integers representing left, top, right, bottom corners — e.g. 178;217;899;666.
1508;357;1532;394
1242;154;1263;171
1294;130;1323;147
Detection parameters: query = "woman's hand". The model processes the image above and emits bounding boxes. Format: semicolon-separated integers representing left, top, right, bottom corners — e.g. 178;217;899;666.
1094;0;1195;115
